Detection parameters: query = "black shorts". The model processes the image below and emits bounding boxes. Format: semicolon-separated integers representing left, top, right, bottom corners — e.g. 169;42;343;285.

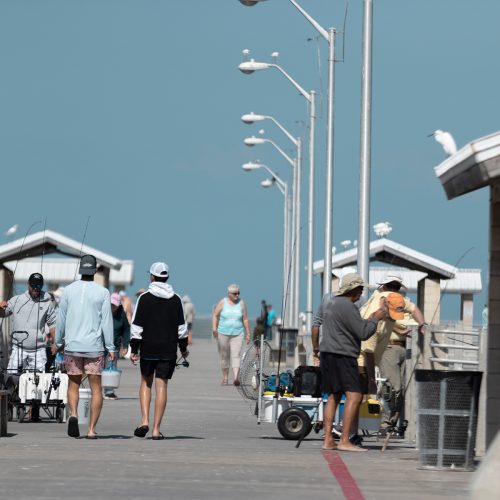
320;352;362;395
140;359;176;380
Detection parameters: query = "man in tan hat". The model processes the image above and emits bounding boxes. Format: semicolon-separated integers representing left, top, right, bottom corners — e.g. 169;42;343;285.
311;273;387;452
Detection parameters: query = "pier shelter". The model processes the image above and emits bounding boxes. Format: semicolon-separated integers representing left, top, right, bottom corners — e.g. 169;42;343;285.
313;238;482;325
0;229;133;368
435;130;500;447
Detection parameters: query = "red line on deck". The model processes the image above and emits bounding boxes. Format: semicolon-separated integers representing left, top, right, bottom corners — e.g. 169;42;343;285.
321;451;365;500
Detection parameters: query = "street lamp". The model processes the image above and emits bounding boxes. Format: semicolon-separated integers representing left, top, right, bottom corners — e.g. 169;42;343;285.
239;60;318;333
244;134;299;327
357;0;374;293
242;162;292;327
238;0;337;299
242;112;303;328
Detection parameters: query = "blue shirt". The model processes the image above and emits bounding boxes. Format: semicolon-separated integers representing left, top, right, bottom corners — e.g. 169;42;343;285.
56;280;114;353
218;298;244;336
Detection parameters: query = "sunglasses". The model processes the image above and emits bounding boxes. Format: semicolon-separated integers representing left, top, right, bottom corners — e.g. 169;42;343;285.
231;292;240;295
30;284;43;290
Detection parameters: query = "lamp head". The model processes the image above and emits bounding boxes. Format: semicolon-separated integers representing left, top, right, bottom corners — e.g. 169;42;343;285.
244;136;266;146
238;60;270;74
239;0;266;6
261;178;273;188
241;112;265;124
242;162;261;171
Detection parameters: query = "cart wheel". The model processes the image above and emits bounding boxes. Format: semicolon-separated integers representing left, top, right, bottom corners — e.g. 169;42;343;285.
18;406;25;423
277;408;312;440
56;406;64;424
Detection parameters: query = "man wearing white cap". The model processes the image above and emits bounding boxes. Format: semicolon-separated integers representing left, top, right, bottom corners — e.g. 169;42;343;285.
359;274;426;437
130;262;188;440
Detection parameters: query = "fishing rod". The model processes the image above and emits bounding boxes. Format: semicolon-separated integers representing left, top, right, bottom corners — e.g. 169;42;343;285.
33;217;48;384
73;216;91;281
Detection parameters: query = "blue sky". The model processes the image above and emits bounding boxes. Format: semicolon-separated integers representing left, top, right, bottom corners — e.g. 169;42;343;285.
0;1;495;322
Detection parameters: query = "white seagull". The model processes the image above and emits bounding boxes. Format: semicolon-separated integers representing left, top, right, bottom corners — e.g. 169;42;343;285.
429;129;457;156
4;224;18;237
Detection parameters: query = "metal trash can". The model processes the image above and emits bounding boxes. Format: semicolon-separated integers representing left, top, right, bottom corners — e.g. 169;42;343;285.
415;369;482;471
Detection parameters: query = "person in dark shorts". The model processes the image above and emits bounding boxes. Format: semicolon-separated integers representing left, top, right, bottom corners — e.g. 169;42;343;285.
130;262;189;440
311;273;387;452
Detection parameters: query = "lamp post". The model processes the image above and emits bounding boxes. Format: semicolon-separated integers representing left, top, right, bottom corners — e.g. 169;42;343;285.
242;162;292;327
244;135;299;327
238;0;337;299
358;0;374;291
239;63;317;334
241;113;305;329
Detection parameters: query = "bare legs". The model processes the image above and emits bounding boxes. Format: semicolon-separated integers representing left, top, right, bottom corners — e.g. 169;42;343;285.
67;374;82;417
338;391;366;451
322;393;340;449
152;378;167;438
67;373;103;438
221;368;229;385
139;374;168;437
87;374;103;438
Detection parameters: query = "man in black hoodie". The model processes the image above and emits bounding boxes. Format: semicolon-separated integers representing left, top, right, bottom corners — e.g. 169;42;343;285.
130;262;188;440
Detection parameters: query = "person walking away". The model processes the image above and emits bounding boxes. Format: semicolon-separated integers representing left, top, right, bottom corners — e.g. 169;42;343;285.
56;255;115;439
0;273;56;420
212;284;251;386
130;262;188;440
182;295;195;345
103;292;130;400
311;273;387;452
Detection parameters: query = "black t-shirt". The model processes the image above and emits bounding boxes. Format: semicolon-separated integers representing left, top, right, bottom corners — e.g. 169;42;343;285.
131;292;186;360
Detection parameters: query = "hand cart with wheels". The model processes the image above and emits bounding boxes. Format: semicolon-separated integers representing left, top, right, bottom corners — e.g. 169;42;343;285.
17;369;68;423
1;331;68;423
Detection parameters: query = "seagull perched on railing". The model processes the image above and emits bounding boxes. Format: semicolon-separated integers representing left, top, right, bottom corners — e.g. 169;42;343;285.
429;129;457;156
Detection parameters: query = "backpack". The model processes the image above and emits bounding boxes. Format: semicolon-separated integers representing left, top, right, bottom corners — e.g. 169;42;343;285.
293;366;322;397
265;371;294;393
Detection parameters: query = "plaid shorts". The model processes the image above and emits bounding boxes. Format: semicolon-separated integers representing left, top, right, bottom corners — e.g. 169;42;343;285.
63;354;105;375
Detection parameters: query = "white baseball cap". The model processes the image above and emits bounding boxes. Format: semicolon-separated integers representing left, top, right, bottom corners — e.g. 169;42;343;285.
377;274;406;288
149;262;169;278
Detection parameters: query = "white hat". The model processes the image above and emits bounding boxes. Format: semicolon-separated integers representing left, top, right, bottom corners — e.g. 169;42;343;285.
149;262;169;278
377;274;406;288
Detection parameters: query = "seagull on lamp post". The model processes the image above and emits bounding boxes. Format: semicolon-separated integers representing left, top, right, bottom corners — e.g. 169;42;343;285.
429;129;457;156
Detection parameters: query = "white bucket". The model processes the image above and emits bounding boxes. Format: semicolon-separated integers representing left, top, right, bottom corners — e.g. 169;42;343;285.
78;388;91;425
101;369;121;389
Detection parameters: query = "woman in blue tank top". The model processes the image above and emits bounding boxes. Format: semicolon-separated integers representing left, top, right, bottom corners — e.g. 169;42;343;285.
212;284;250;386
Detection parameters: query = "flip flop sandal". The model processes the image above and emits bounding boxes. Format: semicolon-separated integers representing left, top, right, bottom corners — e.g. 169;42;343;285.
151;433;165;440
67;416;80;438
134;425;149;438
85;435;98;440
